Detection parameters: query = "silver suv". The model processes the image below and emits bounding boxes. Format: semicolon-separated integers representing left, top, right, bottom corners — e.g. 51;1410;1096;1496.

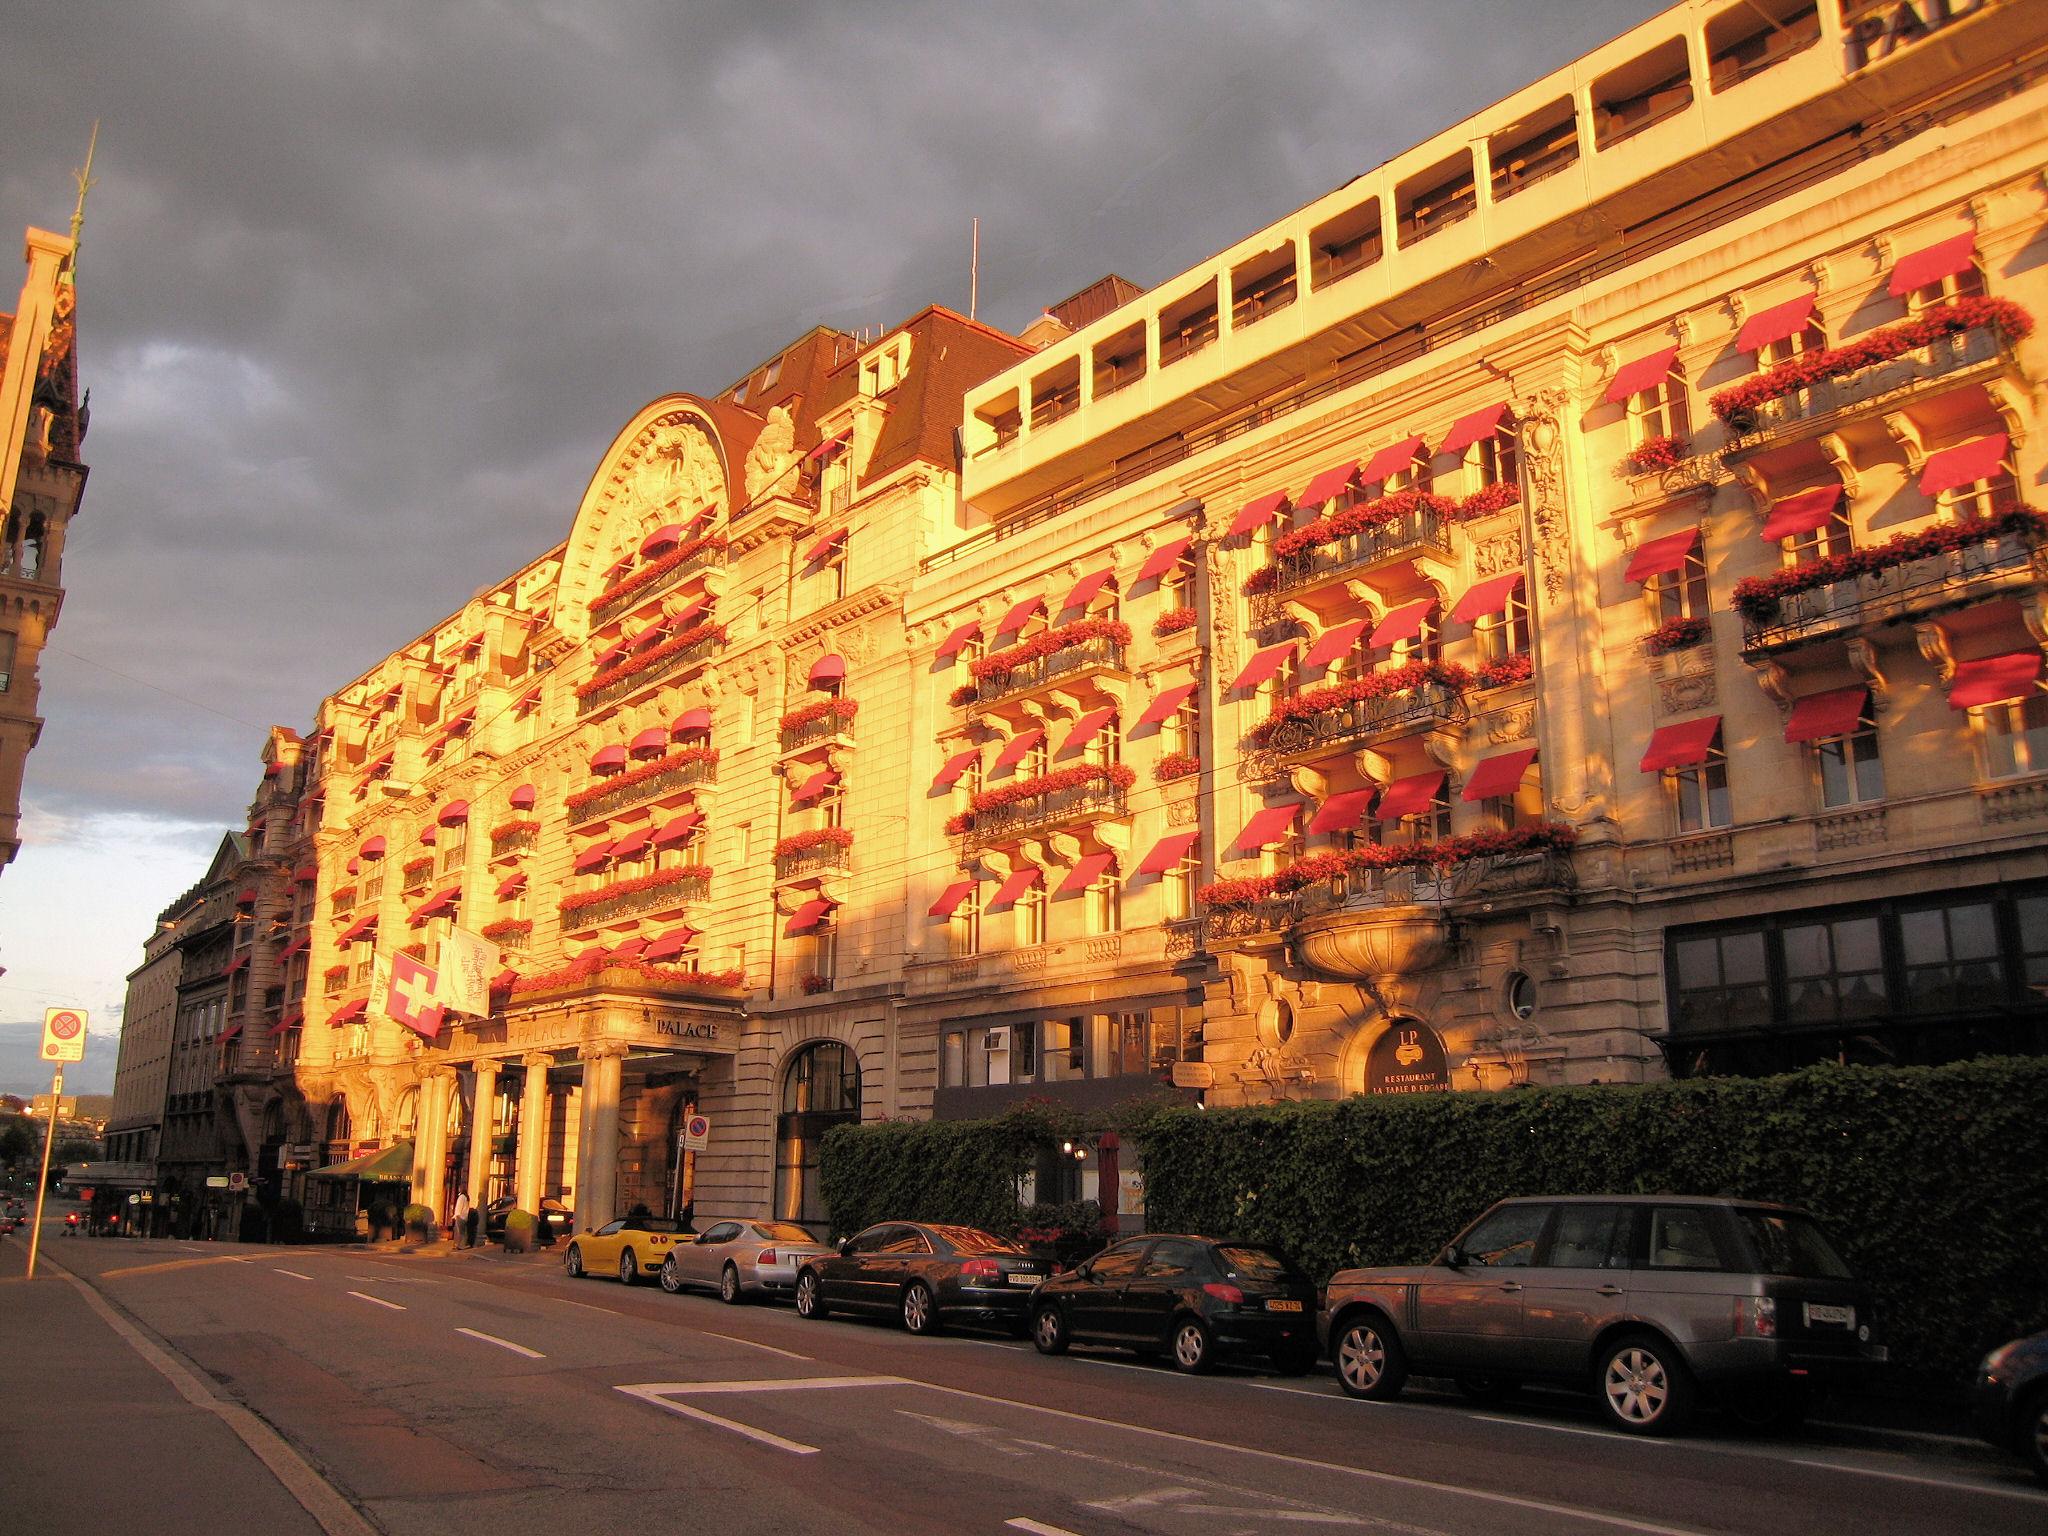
1318;1195;1886;1435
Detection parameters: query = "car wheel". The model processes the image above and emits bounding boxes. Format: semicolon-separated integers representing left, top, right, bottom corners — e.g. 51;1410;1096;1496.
618;1249;637;1286
795;1269;828;1320
1271;1339;1319;1377
1596;1333;1694;1436
659;1254;684;1295
1032;1304;1069;1356
901;1280;940;1335
1334;1313;1408;1400
564;1245;584;1279
1455;1374;1521;1405
720;1264;742;1305
1720;1377;1807;1435
2021;1385;2048;1484
1171;1316;1213;1374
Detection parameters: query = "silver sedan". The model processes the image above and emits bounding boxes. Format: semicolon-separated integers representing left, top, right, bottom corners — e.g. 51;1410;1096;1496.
659;1217;835;1303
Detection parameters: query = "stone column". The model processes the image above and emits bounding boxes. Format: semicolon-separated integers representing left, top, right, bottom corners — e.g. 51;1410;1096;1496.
418;1067;456;1221
574;1043;626;1234
464;1058;500;1211
515;1051;553;1214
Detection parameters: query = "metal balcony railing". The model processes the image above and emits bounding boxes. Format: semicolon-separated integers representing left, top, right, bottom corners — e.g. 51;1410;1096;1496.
489;825;538;858
588;539;723;625
779;709;856;755
971;634;1127;707
1268;506;1453;596
774;841;852;883
1726;325;2005;441
1740;532;2039;656
1204;846;1573;944
568;755;717;825
561;870;709;932
1251;683;1467;758
961;779;1128;852
578;631;722;714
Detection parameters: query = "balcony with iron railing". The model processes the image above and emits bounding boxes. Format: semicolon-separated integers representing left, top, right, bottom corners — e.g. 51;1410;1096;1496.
1721;321;2011;446
779;702;858;756
1249;683;1468;762
773;838;852;884
489;822;539;859
560;869;710;932
578;627;724;715
567;752;718;826
968;630;1129;709
1267;504;1453;597
589;537;725;625
957;774;1129;853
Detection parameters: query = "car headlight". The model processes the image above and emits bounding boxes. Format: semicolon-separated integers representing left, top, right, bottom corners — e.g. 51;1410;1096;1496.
1979;1341;2019;1375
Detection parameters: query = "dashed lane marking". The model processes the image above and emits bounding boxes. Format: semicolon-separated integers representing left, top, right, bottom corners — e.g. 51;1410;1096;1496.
1787;1457;2048;1505
455;1327;546;1359
615;1377;903;1455
698;1330;812;1361
346;1290;405;1311
273;1268;314;1281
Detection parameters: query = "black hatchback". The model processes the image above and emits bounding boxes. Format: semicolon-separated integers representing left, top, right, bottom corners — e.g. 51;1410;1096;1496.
794;1221;1050;1334
1029;1234;1320;1374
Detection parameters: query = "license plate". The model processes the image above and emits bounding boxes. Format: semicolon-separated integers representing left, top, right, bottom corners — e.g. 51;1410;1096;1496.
1266;1299;1304;1312
1008;1272;1039;1285
1804;1302;1854;1327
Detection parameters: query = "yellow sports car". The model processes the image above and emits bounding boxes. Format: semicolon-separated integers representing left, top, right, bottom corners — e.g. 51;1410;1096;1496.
565;1212;689;1284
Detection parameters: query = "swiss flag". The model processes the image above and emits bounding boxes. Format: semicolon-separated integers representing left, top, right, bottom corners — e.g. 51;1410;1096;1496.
386;951;446;1041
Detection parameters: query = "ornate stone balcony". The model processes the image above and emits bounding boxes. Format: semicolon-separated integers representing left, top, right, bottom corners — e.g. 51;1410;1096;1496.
560;870;709;932
588;538;724;625
1266;504;1453;597
969;632;1128;708
1722;323;2008;446
567;753;717;826
489;823;538;858
578;629;723;714
1250;683;1467;762
959;776;1129;853
779;705;857;756
774;839;852;883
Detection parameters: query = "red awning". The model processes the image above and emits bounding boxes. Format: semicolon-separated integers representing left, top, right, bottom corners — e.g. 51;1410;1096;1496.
495;871;528;898
652;812;703;846
1889;230;1976;297
572;841;614;874
1233;802;1301;853
590;744;629;774
337;914;377;944
687;502;717;529
670;594;713;628
235;888;257;907
629;727;668;758
928;879;977;918
608;827;653;861
806;428;852;464
328;998;368;1025
346;857;360;876
1605;344;1679;404
1304;618;1370;668
1920;433;2008;496
640;522;684;557
1369;598;1434;649
1760;485;1843;542
933;748;979;790
1784;686;1868;744
282;933;310;958
1136;536;1193;582
509;783;537;810
1948;650;2042;710
1450;570;1525;624
785;897;837;935
602;555;632;583
292;864;318;885
808;653;846;687
606;937;647;962
1230;641;1295;693
1136;830;1199;876
1438;403;1509;458
643;928;699;962
270;1009;303;1036
412;886;460;922
936;620;982;659
992;728;1045;772
418;825;437;847
1624;527;1701;584
442;708;475;735
1641;716;1723;772
996;595;1045;636
1360;435;1425;484
1227;490;1290;538
989;866;1042;907
1736;292;1817;353
437;799;470;827
1058;706;1117;757
358;836;387;859
632;622;672;653
1136;682;1197;727
1063;567;1116;613
1295;461;1359;509
670;707;713;736
1463;747;1539;802
1056;852;1116;895
1375;770;1447;821
1307;788;1375;834
805;527;848;564
790;767;841;805
515;684;542;712
592;637;630;668
225;953;249;975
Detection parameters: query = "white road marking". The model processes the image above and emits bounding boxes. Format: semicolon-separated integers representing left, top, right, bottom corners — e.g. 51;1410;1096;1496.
549;1295;622;1315
345;1290;406;1311
272;1268;314;1281
1787;1458;2048;1505
614;1377;901;1455
455;1327;545;1359
698;1330;812;1361
1006;1522;1084;1536
1470;1414;1668;1445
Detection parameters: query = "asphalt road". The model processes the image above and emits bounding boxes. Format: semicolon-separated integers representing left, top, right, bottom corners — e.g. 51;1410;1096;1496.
25;1227;2048;1536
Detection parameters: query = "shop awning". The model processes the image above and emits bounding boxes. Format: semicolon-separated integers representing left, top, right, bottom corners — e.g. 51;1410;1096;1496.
1920;433;2008;496
629;727;669;758
358;835;387;859
1304;618;1371;668
640;522;684;557
328;998;368;1025
1736;292;1816;352
1450;570;1525;624
1605;344;1679;404
1360;435;1425;484
936;620;983;659
1785;686;1869;743
789;767;841;805
336;914;377;944
1136;830;1199;876
1375;770;1447;821
1058;707;1117;757
1230;641;1296;693
1233;802;1301;853
1227;490;1290;538
1136;535;1193;582
495;871;527;898
1056;852;1117;895
1437;403;1509;458
1295;461;1359;509
1136;681;1197;727
1948;650;2042;710
995;595;1045;636
1760;485;1843;542
785;897;838;934
992;729;1045;772
608;827;652;861
933;748;979;790
590;744;629;774
671;707;713;736
1624;527;1701;584
805;527;847;564
437;799;470;826
643;928;699;962
652;813;703;847
1307;787;1376;834
1463;747;1539;802
307;1141;415;1182
508;783;537;810
809;652;847;686
989;866;1042;907
572;842;614;874
1369;597;1434;649
1888;230;1976;297
1063;567;1116;613
1641;715;1723;772
928;879;977;918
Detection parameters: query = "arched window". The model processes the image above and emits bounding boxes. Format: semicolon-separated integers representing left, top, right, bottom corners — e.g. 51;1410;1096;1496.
775;1041;861;1227
325;1098;352;1151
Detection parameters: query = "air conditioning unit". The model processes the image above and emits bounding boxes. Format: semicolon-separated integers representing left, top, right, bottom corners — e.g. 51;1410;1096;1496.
983;1027;1010;1052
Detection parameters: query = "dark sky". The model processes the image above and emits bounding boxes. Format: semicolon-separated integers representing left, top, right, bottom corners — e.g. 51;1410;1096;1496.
0;0;1665;1025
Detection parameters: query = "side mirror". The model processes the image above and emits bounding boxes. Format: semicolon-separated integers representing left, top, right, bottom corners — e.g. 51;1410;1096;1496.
838;1237;855;1256
1443;1245;1467;1269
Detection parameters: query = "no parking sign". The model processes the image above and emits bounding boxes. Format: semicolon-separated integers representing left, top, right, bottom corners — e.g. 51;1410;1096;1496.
682;1113;710;1152
41;1007;87;1063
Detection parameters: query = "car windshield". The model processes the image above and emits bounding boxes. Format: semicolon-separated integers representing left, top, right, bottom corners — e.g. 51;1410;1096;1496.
1737;1210;1853;1279
1216;1245;1301;1281
751;1222;818;1243
927;1225;1025;1254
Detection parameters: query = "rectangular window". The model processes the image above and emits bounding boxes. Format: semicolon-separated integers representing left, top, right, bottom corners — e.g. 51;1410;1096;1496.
1781;914;1888;1020
948;891;980;958
1042;1016;1086;1082
1706;0;1819;92
1488;98;1580;200
1649;548;1709;623
1984;690;2048;779
1092;322;1146;399
1899;900;2004;1013
1474;589;1530;665
1159;281;1219;367
1086;868;1121;935
1030;358;1081;429
438;820;467;875
1628;364;1690;445
1018;885;1048;947
1310;199;1382;289
1165;545;1199;612
1164;848;1200;922
1904;262;1985;316
940;1030;965;1088
1593;36;1694;149
1673;744;1732;832
1787;495;1853;565
1756;319;1824;372
1815;714;1884;807
1396;150;1477;246
1670;928;1771;1032
1230;244;1297;330
1472;427;1519;492
975;389;1022;451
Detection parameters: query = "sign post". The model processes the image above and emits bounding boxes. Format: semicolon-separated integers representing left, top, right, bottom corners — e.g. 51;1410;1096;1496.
25;1007;88;1280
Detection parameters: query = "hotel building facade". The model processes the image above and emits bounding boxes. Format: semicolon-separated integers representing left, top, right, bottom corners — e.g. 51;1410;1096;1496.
122;0;2048;1233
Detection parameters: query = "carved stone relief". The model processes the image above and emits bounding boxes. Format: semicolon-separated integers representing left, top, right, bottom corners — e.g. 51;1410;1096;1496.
1514;388;1572;603
743;406;798;503
1485;705;1538;745
1471;531;1526;577
1657;670;1718;717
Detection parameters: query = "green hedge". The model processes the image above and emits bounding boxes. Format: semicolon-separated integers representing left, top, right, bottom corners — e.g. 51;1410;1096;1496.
1133;1057;2048;1385
818;1105;1081;1238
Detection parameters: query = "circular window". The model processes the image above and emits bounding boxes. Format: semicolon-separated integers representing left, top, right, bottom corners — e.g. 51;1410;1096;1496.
1505;972;1537;1021
1256;998;1294;1048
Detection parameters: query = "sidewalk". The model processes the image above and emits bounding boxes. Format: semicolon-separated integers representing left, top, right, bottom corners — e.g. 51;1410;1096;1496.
0;1230;346;1536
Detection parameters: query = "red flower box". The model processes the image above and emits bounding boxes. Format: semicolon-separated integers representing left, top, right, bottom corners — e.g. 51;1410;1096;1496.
1643;616;1710;655
1246;659;1472;746
1155;751;1200;782
1198;822;1578;906
488;818;540;841
948;762;1136;836
1475;652;1534;689
1153;606;1198;637
558;863;711;918
800;974;832;994
511;951;744;996
564;747;720;815
772;827;854;860
479;919;532;942
780;697;860;733
968;618;1132;682
592;533;727;610
576;620;727;699
1730;506;2045;620
1624;435;1683;475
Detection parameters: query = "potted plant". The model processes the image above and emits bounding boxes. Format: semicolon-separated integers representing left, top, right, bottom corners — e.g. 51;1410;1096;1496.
502;1207;538;1252
402;1202;438;1246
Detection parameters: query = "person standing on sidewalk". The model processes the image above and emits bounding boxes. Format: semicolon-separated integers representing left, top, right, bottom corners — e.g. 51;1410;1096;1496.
452;1190;471;1247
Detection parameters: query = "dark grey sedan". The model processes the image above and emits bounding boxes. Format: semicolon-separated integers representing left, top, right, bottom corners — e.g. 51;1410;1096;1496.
794;1222;1049;1334
1974;1329;2048;1482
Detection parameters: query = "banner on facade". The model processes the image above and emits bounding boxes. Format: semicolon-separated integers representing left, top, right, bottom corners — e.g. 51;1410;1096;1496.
438;925;501;1018
384;951;447;1040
